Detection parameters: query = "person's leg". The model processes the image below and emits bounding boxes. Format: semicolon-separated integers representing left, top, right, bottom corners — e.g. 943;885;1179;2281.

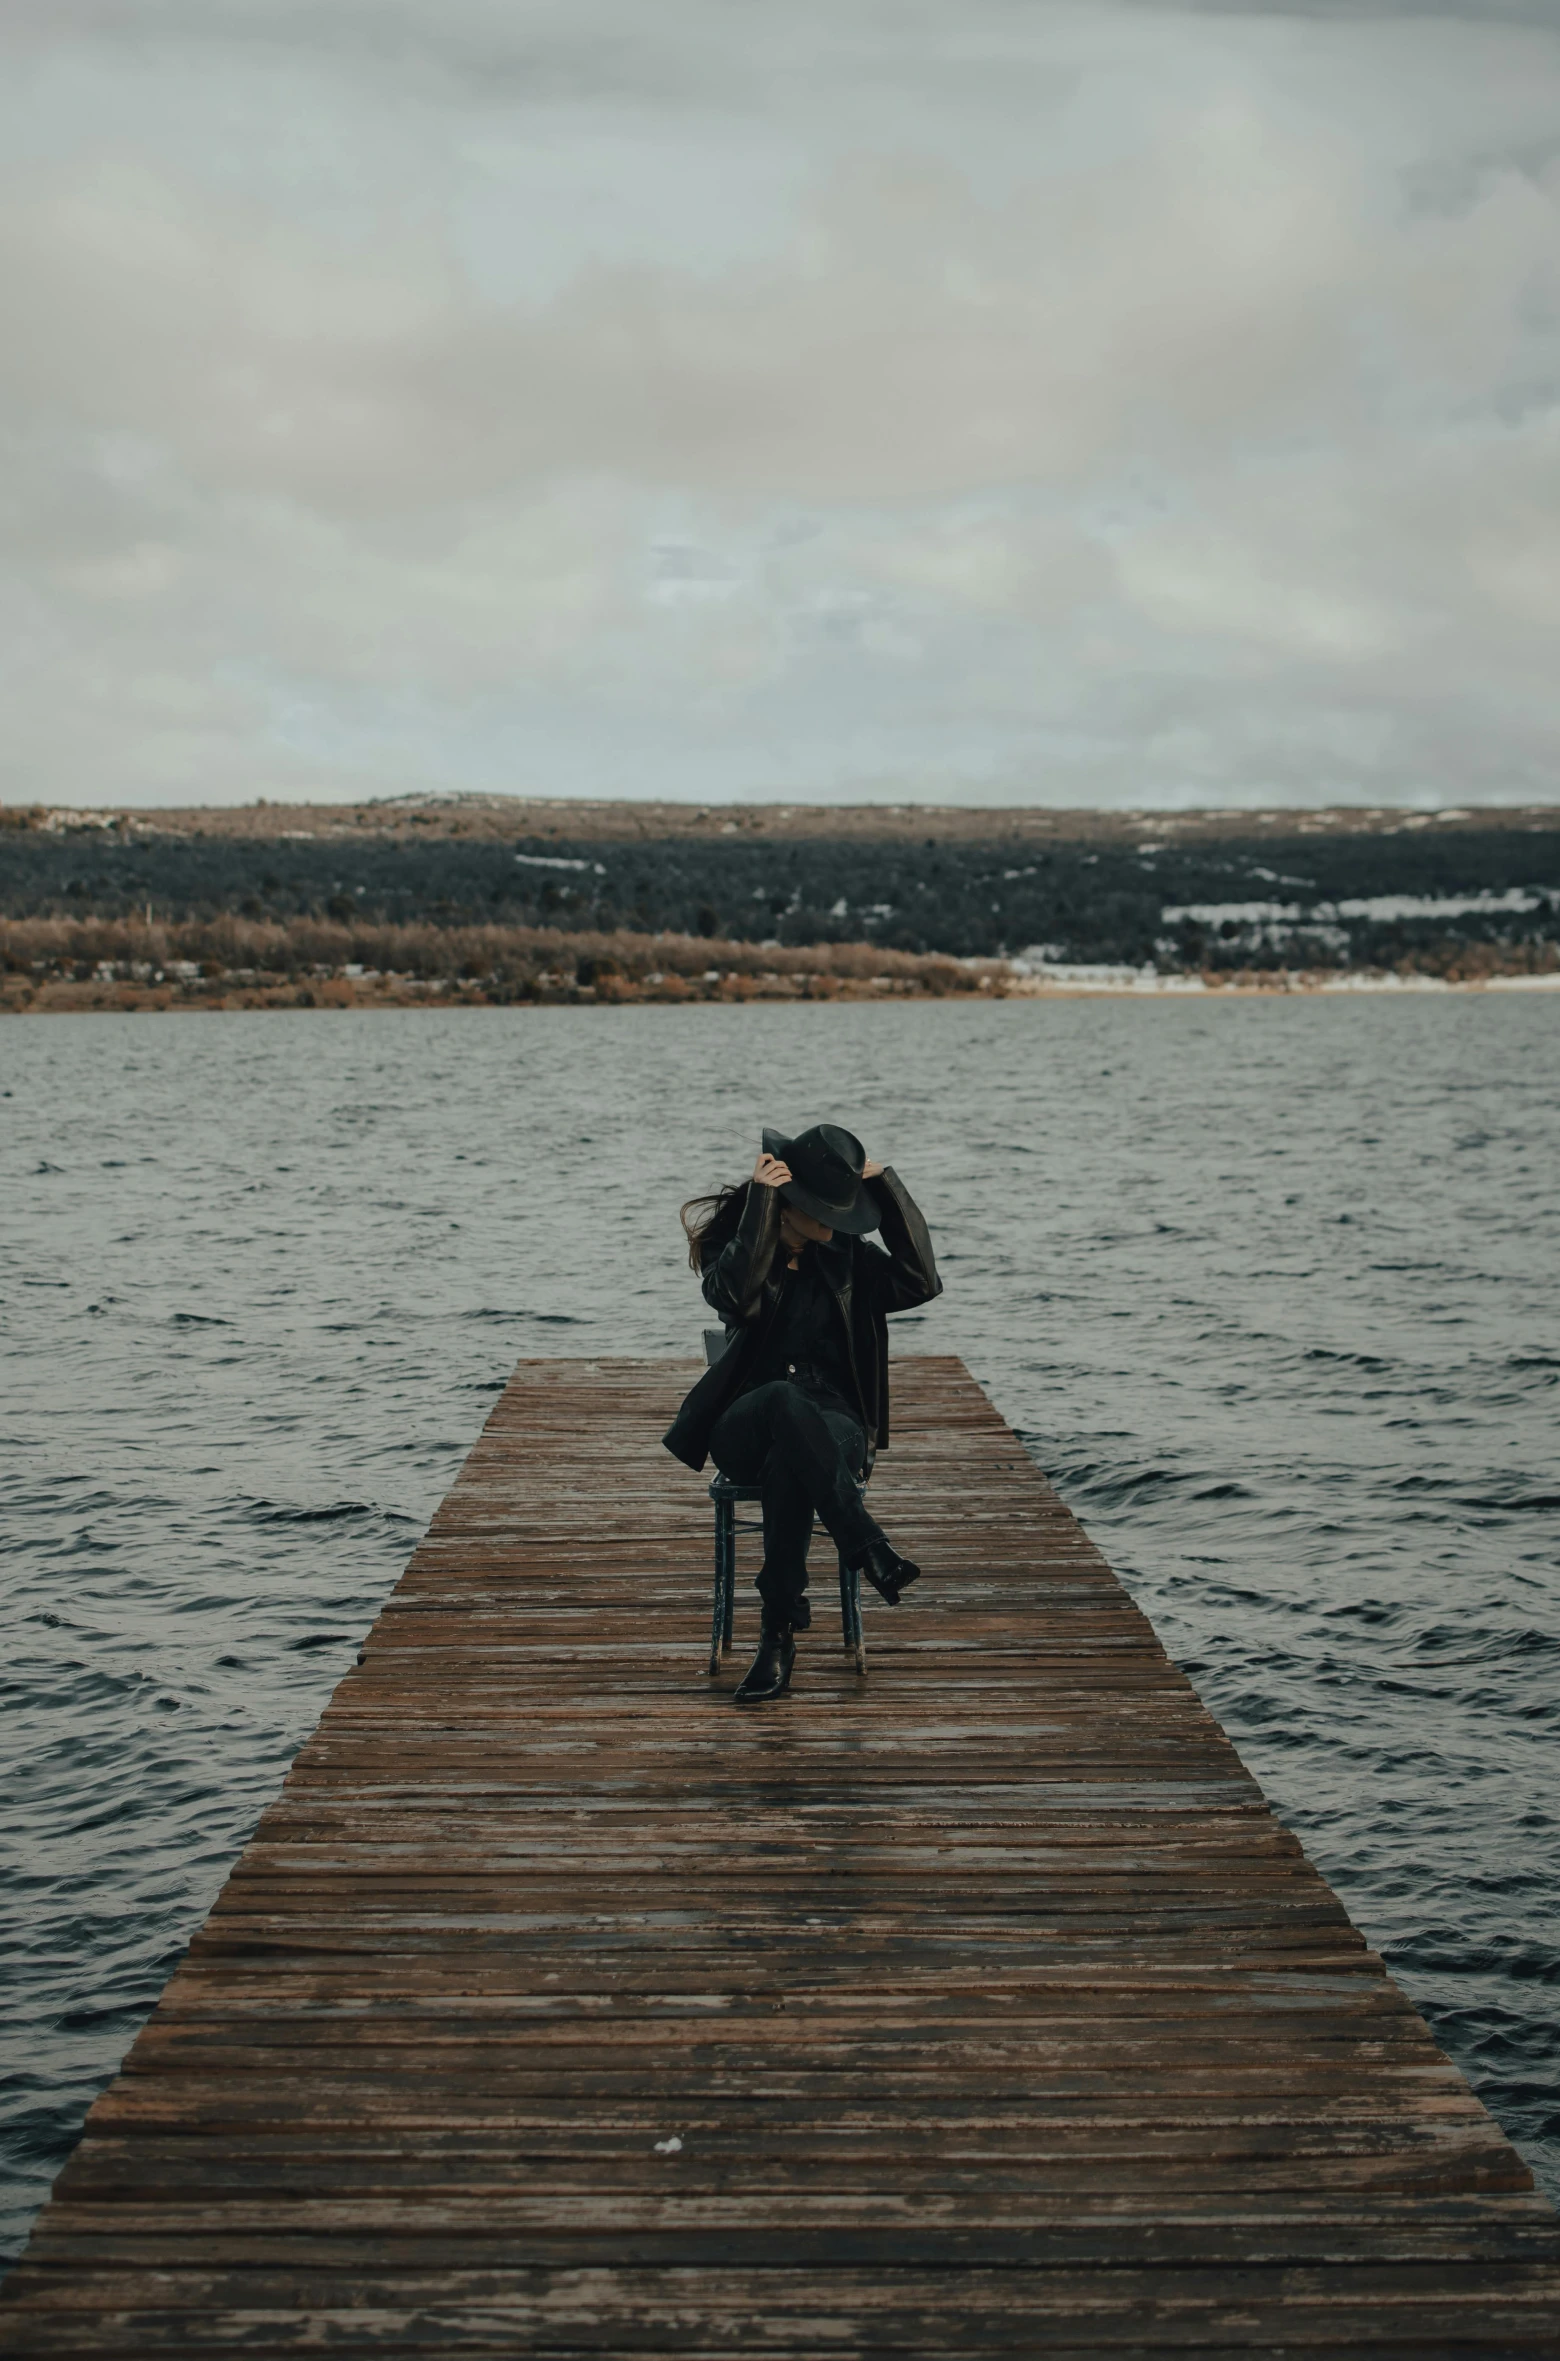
708;1386;771;1487
773;1394;923;1610
762;1388;881;1587
758;1390;925;1616
755;1445;818;1629
711;1383;829;1629
710;1384;803;1704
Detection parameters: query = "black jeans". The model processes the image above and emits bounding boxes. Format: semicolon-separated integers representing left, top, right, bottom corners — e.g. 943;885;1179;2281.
709;1380;883;1627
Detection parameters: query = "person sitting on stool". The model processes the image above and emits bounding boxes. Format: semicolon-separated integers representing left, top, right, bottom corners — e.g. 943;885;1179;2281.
664;1123;941;1704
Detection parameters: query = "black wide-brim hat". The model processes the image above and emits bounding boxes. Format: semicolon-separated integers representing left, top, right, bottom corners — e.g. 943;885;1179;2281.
761;1122;880;1236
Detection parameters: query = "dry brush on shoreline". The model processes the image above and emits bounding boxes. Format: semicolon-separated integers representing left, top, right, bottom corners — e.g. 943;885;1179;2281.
0;914;1003;1012
3;912;1555;1014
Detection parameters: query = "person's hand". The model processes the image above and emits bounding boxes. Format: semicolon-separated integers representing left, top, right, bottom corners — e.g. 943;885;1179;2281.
862;1155;884;1179
753;1151;791;1188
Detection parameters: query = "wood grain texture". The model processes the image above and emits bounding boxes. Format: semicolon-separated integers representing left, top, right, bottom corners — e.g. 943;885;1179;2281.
3;1355;1556;2355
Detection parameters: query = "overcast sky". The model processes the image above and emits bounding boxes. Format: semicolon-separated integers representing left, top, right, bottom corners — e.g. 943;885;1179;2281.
4;1;1559;811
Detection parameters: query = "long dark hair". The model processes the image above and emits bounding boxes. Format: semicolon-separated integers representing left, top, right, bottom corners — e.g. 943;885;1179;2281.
680;1179;751;1272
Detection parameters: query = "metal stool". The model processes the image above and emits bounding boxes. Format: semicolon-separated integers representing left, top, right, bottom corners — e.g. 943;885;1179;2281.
708;1471;866;1678
701;1329;867;1678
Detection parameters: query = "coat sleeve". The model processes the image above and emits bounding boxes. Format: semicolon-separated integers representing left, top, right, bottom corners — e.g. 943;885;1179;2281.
856;1167;942;1315
701;1181;782;1324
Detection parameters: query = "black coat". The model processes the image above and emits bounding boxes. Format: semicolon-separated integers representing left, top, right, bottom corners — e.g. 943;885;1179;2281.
662;1168;941;1471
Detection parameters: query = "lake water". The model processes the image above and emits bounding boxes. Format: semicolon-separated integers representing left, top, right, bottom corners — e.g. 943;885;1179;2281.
2;996;1558;2262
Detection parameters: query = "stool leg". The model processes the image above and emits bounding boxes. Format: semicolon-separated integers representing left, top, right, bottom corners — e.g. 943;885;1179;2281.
720;1499;736;1654
839;1550;866;1677
710;1500;731;1675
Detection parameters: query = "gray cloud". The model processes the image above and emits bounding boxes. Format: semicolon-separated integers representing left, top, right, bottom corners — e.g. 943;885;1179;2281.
2;0;1559;807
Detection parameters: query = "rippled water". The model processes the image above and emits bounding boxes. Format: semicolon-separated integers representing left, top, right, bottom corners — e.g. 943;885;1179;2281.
3;998;1557;2261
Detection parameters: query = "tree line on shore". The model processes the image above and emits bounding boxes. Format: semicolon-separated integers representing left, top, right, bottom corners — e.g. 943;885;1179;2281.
3;814;1558;974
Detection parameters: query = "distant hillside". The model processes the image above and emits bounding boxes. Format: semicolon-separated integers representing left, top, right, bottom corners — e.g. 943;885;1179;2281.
3;799;1558;974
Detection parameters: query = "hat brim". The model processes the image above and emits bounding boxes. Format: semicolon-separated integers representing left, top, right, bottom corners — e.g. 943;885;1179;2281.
783;1181;879;1236
762;1126;880;1235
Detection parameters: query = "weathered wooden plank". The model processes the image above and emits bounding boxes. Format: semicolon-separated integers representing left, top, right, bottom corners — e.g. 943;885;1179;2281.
1;1355;1555;2355
6;2265;1560;2361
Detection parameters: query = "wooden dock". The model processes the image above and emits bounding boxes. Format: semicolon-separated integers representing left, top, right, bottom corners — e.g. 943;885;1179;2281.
3;1356;1557;2355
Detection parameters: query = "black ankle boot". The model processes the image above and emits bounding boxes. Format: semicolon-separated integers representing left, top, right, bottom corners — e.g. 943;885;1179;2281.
852;1539;921;1607
734;1621;796;1704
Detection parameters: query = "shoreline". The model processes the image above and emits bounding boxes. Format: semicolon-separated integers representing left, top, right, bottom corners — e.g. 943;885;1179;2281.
6;908;1556;1015
7;967;1559;1014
